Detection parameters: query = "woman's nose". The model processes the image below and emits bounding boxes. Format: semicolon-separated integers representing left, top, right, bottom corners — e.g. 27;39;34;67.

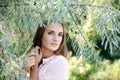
53;35;59;41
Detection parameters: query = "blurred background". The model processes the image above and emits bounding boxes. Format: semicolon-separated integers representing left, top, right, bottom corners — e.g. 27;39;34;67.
0;0;120;80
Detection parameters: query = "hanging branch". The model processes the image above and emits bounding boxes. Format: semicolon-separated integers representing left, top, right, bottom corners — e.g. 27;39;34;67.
14;19;24;36
0;2;114;10
0;3;8;7
69;3;114;9
0;3;29;8
28;24;33;38
68;9;88;43
0;2;34;7
70;3;105;8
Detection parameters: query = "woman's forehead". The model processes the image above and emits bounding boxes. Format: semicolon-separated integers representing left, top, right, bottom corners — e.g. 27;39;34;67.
45;22;63;32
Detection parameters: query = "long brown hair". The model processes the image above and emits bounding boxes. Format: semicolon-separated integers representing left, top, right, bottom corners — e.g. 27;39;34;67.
33;21;68;57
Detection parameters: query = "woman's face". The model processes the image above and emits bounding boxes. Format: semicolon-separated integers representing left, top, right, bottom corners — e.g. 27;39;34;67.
41;22;63;52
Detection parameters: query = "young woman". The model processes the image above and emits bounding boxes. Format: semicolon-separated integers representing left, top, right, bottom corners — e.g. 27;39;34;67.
26;21;68;80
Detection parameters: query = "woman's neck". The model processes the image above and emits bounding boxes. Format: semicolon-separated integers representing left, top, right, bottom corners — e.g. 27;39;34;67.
41;47;54;58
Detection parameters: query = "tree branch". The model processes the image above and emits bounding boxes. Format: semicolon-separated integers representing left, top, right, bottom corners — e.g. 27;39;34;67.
0;3;29;7
68;9;88;42
14;19;24;36
69;3;113;9
0;2;113;10
0;3;8;7
28;24;33;38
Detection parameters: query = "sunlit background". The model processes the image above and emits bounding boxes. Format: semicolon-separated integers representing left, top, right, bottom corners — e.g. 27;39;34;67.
0;0;120;80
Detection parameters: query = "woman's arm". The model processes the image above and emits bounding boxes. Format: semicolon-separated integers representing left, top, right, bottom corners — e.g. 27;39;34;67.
29;46;42;80
30;64;39;80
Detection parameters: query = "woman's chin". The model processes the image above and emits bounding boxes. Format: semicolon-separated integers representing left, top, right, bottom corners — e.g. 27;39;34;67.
49;48;58;52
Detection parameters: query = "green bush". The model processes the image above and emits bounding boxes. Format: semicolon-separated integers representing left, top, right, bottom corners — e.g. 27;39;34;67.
89;59;120;80
68;53;120;80
68;53;97;80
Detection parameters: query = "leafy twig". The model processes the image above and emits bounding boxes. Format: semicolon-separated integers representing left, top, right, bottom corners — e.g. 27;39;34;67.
68;9;87;43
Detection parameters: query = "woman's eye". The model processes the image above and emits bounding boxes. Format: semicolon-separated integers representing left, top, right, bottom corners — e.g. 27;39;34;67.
58;34;63;37
48;32;53;34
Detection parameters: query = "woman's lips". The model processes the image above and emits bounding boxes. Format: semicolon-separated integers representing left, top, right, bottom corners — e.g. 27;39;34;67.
51;43;58;47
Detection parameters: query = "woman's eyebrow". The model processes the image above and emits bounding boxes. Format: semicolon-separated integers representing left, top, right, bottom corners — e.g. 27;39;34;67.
47;30;63;33
47;30;54;32
47;30;54;31
59;32;63;34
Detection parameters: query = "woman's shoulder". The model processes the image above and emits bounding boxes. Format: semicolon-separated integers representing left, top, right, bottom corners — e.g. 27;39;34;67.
47;55;68;71
45;55;68;80
51;55;68;65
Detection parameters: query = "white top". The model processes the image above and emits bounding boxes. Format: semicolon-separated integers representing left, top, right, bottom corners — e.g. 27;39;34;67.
38;55;68;80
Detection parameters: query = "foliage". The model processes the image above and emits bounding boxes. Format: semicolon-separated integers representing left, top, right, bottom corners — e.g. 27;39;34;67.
0;0;120;79
68;53;120;80
68;53;98;80
89;59;120;80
